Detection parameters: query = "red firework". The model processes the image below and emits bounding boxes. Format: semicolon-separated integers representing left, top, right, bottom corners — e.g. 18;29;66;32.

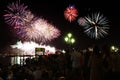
64;6;78;22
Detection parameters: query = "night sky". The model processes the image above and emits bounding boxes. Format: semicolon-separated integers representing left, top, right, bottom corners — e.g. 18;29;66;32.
0;0;120;50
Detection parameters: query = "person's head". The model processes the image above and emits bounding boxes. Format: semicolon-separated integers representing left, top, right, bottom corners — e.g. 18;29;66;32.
102;44;110;55
93;45;101;55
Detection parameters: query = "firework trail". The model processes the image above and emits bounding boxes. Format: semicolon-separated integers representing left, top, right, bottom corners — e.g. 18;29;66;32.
64;5;78;22
78;12;109;39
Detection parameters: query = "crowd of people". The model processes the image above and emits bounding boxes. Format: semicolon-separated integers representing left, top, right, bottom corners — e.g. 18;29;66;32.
0;45;120;80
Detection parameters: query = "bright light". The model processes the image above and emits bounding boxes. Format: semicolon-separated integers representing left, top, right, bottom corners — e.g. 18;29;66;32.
68;33;72;38
11;41;56;55
64;37;69;42
64;33;75;44
71;38;75;43
111;46;115;50
62;50;66;53
111;45;119;52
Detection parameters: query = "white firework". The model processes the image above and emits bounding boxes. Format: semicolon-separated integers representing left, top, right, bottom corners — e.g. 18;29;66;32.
21;18;60;43
78;12;109;39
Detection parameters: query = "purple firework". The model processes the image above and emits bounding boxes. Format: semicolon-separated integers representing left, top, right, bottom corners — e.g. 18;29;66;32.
4;1;29;26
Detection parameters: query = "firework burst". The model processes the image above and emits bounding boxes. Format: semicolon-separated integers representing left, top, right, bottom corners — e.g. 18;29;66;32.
78;12;109;39
3;1;31;26
16;18;60;43
4;1;60;43
64;5;78;22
